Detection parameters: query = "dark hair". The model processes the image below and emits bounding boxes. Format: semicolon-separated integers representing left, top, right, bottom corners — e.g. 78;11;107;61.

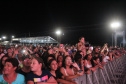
93;47;96;52
62;56;72;69
5;58;19;71
76;50;82;55
21;55;30;61
43;47;47;50
0;47;4;53
0;56;9;70
95;57;99;61
31;55;45;69
79;37;84;41
57;55;64;62
104;50;108;54
74;54;82;62
47;59;56;71
84;53;92;60
32;46;37;51
48;54;55;59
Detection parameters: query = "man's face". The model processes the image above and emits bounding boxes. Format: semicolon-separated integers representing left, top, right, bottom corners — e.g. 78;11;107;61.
7;49;12;53
23;58;31;67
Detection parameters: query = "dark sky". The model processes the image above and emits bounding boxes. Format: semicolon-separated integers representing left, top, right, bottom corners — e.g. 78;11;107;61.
0;1;126;46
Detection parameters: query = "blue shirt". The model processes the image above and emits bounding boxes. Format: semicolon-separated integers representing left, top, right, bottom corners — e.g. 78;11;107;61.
0;73;25;84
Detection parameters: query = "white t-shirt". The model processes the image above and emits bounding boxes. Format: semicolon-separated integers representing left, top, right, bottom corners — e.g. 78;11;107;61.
103;56;110;63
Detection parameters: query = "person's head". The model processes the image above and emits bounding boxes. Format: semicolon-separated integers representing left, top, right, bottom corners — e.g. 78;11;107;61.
17;46;22;51
47;54;55;62
33;47;38;52
7;48;12;53
39;47;43;52
79;37;85;43
47;56;53;62
48;59;58;71
0;48;4;53
43;47;47;52
76;50;83;56
62;56;72;68
48;48;53;55
74;54;82;63
21;55;31;67
34;52;40;57
4;58;19;75
57;55;63;62
8;52;13;57
93;47;99;53
85;53;92;60
104;50;108;55
1;56;9;66
95;57;100;64
30;56;45;72
94;52;99;57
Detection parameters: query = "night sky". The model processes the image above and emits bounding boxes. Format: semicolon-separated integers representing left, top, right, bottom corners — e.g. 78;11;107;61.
0;1;126;46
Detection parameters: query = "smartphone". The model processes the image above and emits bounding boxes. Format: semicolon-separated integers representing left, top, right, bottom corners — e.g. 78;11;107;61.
69;51;71;53
15;44;18;48
89;47;93;51
78;70;83;73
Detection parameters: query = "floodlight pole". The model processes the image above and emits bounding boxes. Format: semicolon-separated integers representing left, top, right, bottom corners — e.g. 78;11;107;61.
123;31;125;47
115;31;117;47
112;33;113;47
56;30;61;44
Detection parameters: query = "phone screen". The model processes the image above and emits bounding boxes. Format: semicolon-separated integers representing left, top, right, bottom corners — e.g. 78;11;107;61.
79;70;83;73
90;47;93;51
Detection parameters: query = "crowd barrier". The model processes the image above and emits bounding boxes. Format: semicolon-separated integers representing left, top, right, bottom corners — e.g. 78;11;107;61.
72;55;126;84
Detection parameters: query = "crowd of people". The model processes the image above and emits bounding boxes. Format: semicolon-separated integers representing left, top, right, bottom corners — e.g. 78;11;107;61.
0;37;125;84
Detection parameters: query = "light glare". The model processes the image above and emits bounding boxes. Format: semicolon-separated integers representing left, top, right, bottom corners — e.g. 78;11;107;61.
56;30;61;35
111;22;121;29
12;36;15;38
2;36;6;39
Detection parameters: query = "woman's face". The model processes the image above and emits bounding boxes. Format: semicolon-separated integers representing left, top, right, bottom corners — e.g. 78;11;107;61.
50;60;58;71
87;54;92;60
4;62;16;75
8;52;12;57
80;37;84;43
30;58;42;72
96;58;100;63
65;56;72;66
2;57;8;65
58;56;63;62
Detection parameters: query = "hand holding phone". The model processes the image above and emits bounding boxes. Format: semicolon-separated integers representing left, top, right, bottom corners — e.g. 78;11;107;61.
60;44;63;48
